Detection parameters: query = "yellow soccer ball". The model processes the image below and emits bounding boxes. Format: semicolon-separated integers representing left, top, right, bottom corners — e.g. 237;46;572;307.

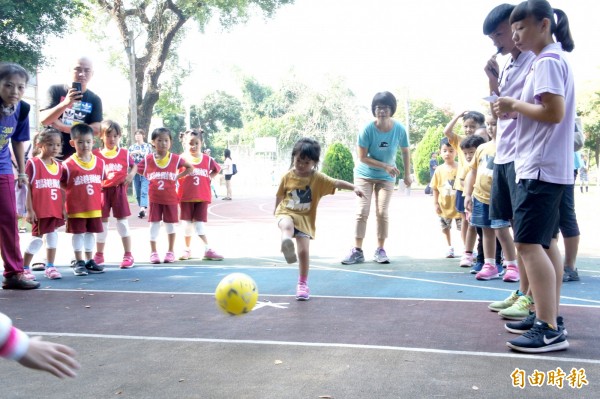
215;273;259;315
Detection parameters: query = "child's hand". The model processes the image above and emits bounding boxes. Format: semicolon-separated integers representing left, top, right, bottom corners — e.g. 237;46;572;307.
485;54;499;79
354;187;365;198
18;336;81;379
464;195;472;213
435;204;442;215
385;164;400;178
26;210;37;224
493;97;517;119
124;175;134;185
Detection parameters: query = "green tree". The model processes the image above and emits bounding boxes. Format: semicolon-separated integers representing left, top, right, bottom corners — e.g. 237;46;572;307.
91;0;294;135
190;91;243;148
580;92;600;166
395;98;452;145
154;72;187;153
0;0;88;70
413;126;445;185
322;143;354;183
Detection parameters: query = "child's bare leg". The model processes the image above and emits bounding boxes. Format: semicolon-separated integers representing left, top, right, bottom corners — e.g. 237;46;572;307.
96;218;109;254
296;236;310;280
465;225;477;253
122;236;132;253
482;228;496;260
442;227;451;246
545;238;563;315
46;248;57;265
278;216;294;239
495;227;516;261
168;233;176;253
460;215;468;245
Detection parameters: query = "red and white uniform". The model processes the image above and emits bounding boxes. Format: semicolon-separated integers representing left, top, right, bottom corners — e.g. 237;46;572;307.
26;157;63;219
177;155;220;202
93;148;134;187
138;153;183;205
61;155;105;216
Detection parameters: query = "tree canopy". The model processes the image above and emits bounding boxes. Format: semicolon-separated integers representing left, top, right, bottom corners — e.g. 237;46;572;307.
0;0;87;71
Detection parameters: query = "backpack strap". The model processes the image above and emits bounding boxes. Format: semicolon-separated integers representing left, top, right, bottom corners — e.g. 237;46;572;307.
18;100;30;123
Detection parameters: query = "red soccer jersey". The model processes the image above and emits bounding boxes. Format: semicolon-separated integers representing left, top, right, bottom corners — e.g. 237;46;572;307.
93;148;134;188
177;154;220;202
138;153;183;205
26;157;63;219
61;155;105;215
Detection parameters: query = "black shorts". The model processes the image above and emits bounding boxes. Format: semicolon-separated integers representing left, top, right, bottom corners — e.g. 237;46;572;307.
489;162;517;221
225;174;232;181
559;184;580;238
513;179;564;249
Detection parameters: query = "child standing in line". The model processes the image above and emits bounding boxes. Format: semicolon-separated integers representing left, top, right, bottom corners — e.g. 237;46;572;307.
92;120;137;269
137;127;192;264
463;115;518;282
579;153;589;193
275;138;364;301
61;123;105;276
443;110;485;260
177;129;224;261
431;138;461;257
23;128;64;280
494;0;574;353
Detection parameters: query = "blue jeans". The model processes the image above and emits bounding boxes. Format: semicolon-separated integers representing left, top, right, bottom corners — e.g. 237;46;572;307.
133;174;149;207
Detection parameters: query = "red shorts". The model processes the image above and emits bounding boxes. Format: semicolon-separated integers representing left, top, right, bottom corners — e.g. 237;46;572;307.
179;201;208;222
101;185;131;219
148;203;179;223
32;217;65;236
67;217;104;234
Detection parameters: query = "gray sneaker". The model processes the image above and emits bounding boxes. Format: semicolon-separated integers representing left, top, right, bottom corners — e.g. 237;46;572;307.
341;247;364;265
72;260;88;276
563;267;579;282
374;247;390;264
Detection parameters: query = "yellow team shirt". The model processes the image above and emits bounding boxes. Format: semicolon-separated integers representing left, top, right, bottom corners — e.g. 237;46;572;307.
69;154;102;218
470;141;496;205
431;162;460;219
449;134;467;191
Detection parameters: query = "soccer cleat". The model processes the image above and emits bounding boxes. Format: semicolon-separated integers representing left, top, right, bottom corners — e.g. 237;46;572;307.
488;290;521;312
459;252;473;267
476;263;500;280
120;255;135;269
499;295;533;320
373;248;390;264
44;267;62;279
506;319;569;353
163;251;176;263
281;238;297;264
85;259;104;274
341;247;365;265
470;261;484;274
179;250;192;260
22;268;36;281
93;252;105;265
562;267;580;282
503;264;520;282
203;249;224;261
150;252;161;264
296;282;310;301
72;260;88;276
446;247;455;258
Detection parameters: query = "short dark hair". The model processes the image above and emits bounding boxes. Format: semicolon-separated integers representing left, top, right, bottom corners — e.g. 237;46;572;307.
0;63;29;84
440;137;451;148
483;4;515;35
460;135;486;150
371;91;397;116
150;127;172;141
463;111;486;126
70;123;94;140
290;137;321;169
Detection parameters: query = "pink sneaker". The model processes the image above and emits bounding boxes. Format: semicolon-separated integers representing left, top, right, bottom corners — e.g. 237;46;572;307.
459;252;473;267
150;252;161;264
296;282;310;301
203;249;224;261
476;263;501;280
163;251;175;263
179;250;192;260
503;264;520;282
120;254;135;269
44;267;62;279
94;252;105;265
22;268;36;281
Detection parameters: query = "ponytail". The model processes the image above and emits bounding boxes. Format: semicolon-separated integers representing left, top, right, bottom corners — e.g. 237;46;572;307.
553;8;574;52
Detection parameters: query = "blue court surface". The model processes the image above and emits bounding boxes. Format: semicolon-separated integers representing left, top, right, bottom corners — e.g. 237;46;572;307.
1;192;599;398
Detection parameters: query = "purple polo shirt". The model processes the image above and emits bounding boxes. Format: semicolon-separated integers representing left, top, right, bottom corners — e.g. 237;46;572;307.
0;102;30;175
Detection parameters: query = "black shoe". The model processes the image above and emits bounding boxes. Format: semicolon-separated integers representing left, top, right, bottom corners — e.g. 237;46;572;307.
138;209;146;218
506;319;569;353
563;267;580;282
2;273;40;290
85;259;104;274
506;312;567;335
72;260;88;276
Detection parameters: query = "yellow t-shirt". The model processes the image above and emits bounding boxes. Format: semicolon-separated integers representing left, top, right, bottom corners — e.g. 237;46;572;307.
275;170;337;238
431;162;460;219
471;141;496;205
449;134;467;191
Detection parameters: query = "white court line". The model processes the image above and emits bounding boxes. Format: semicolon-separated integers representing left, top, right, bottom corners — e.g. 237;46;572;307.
24;331;600;365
